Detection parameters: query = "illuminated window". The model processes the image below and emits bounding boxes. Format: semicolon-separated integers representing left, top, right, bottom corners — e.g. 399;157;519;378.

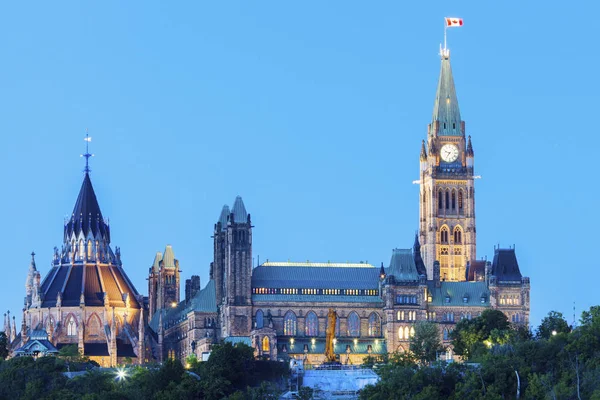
410;327;415;337
87;240;93;259
368;313;381;337
347;312;360;337
262;336;270;352
283;311;297;336
305;311;318;337
66;316;76;336
255;310;264;329
404;326;409;339
398;327;404;339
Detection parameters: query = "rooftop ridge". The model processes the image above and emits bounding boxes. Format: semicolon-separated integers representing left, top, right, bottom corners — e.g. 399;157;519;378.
260;261;376;268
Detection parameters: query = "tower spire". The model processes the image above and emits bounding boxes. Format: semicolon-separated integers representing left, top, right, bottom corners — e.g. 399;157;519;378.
81;130;94;174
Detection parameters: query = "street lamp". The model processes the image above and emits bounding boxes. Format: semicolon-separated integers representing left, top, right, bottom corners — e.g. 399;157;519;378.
116;368;127;381
551;330;557;336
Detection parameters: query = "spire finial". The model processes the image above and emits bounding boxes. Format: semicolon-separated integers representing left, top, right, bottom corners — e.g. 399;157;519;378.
81;130;94;174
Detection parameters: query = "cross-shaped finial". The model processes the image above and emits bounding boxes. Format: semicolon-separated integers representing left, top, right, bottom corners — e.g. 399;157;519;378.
31;251;35;258
81;129;94;174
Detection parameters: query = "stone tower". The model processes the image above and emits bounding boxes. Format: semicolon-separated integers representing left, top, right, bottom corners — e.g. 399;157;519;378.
217;196;253;337
419;48;476;282
148;246;180;317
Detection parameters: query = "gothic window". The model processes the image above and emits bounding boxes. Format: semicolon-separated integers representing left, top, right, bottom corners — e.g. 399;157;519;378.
256;310;264;329
283;311;297;336
453;227;462;244
458;190;464;210
87;240;92;259
305;311;318;337
87;314;102;337
438;190;443;209
262;336;270;352
368;313;381;337
66;316;77;336
404;326;410;339
347;312;360;337
398;327;404;340
440;227;449;243
79;239;84;258
397;311;404;321
451;190;456;210
410;326;415;337
445;190;450;209
443;329;449;340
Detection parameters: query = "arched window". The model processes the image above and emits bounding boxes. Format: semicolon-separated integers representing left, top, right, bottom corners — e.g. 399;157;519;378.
440;227;449;243
79;239;84;258
445;190;450;210
404;326;409;339
451;190;456;210
87;314;102;337
443;329;449;340
454;227;462;244
262;336;270;352
283;311;297;336
438;190;443;209
410;326;415;337
458;190;464;210
398;327;404;340
256;310;264;329
347;312;360;337
305;311;318;337
66;316;77;336
368;313;381;337
87;240;93;259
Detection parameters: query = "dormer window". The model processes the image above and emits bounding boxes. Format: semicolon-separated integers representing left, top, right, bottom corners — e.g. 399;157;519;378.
445;295;451;303
463;296;468;303
428;295;433;303
480;295;486;304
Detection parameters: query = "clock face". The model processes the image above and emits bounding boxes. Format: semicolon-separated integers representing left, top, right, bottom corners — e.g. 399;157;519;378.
440;144;459;162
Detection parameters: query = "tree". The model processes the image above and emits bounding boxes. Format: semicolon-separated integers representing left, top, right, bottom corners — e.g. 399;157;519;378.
451;309;510;359
536;311;571;339
0;332;8;360
409;321;445;365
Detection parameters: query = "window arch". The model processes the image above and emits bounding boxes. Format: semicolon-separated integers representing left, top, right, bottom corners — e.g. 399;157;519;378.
410;326;415;337
438;190;443;209
458;190;464;211
87;240;93;259
79;239;84;258
283;311;297;336
451;190;456;210
453;226;462;244
398;327;404;340
347;312;360;337
445;190;450;210
305;311;318;337
87;314;102;337
443;329;449;340
66;315;77;336
256;310;264;329
262;336;270;352
440;226;449;243
368;313;381;337
404;326;409;339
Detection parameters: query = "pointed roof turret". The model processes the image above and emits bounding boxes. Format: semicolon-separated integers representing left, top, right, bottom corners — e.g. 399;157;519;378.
162;245;176;269
217;205;230;230
466;135;474;157
388;249;419;282
231;196;248;223
151;252;163;273
420;140;428;161
65;173;109;241
432;52;462;136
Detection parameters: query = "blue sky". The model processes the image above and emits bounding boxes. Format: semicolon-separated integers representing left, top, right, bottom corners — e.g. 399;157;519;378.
0;2;596;329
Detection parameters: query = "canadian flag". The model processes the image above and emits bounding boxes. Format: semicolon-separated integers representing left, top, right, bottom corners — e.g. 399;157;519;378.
445;17;463;27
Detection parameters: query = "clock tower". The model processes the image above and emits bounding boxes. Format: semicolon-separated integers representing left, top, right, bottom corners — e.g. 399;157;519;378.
419;48;476;282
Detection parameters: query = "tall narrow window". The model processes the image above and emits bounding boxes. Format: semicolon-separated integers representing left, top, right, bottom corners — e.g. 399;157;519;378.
67;316;76;336
87;240;92;259
255;310;264;329
445;191;450;210
451;190;456;210
454;227;462;244
438;190;443;209
262;336;270;352
440;227;449;243
398;327;404;340
368;313;381;337
347;312;360;337
305;311;318;337
458;190;464;210
283;311;297;336
404;326;409;339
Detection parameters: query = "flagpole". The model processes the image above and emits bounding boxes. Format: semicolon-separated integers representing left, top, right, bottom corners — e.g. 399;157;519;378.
444;24;447;52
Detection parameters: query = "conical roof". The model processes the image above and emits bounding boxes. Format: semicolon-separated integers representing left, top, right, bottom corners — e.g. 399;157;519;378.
231;196;248;223
432;53;462;136
217;205;230;230
65;173;109;241
162;245;176;269
151;252;163;273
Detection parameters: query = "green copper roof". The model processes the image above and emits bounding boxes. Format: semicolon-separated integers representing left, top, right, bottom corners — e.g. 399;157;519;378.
217;205;230;230
151;252;162;273
427;281;490;307
386;249;419;282
252;294;383;304
432;53;462;136
224;336;252;347
148;280;217;331
232;196;248;223
162;245;176;269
